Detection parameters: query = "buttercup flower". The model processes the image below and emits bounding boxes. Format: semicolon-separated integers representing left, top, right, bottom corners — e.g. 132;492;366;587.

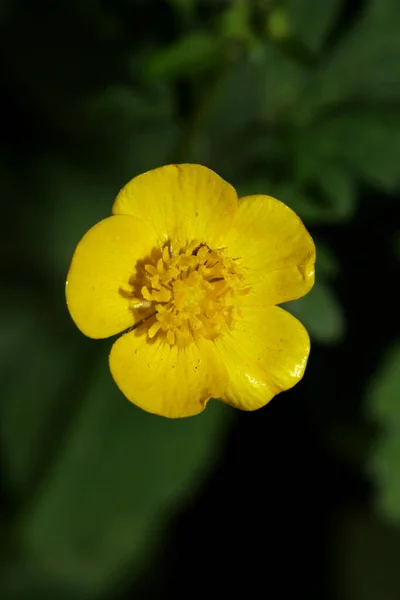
66;164;315;418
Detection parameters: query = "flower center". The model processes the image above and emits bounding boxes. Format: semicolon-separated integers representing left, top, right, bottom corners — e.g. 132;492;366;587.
130;241;249;346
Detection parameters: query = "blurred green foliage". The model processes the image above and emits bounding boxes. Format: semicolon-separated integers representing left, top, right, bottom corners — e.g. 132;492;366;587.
367;345;400;524
1;0;400;598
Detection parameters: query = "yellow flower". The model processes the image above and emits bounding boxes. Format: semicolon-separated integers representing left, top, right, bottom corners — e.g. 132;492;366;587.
66;164;315;418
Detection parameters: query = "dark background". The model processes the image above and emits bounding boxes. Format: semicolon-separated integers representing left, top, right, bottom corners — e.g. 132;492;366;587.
1;0;400;598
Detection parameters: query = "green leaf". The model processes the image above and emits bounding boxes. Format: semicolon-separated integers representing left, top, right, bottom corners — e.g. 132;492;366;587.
185;45;305;167
0;289;87;499
281;0;341;52
235;180;331;226
81;83;175;135
268;180;355;226
276;185;332;224
291;133;357;220
285;281;345;344
18;356;231;593
123;123;179;174
0;563;88;600
367;345;400;423
184;57;266;165
307;111;400;191
261;42;307;118
366;344;400;524
219;0;254;44
332;509;400;600
316;0;400;104
314;240;339;279
145;32;223;79
266;7;292;41
313;164;357;221
28;157;118;282
30;135;179;281
234;137;356;224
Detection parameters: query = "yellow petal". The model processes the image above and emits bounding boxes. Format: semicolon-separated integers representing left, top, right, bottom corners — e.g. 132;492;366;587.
224;195;315;305
113;164;238;248
66;215;157;339
109;330;229;418
215;306;310;411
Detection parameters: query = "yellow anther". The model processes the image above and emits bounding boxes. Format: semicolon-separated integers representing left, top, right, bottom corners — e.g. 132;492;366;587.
136;241;248;347
148;321;161;339
141;286;153;301
162;246;170;263
145;264;158;275
152;288;171;303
